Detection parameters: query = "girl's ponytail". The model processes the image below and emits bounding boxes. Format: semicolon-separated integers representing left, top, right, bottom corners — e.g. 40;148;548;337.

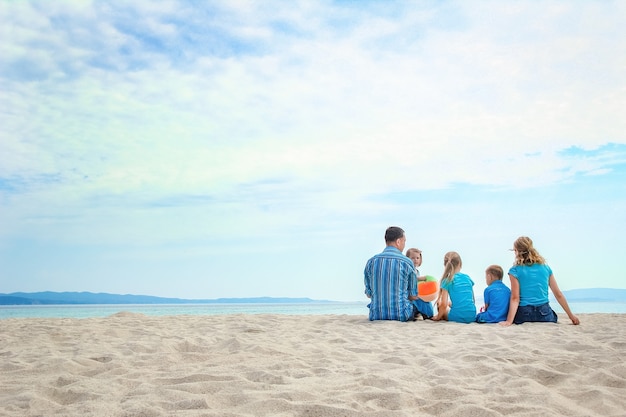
441;251;461;284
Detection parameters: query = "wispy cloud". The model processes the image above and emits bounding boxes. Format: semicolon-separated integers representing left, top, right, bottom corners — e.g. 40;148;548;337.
3;1;624;197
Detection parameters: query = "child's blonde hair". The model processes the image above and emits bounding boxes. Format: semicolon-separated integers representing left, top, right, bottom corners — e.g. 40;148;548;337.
405;248;422;257
513;236;546;266
441;251;462;284
486;265;504;280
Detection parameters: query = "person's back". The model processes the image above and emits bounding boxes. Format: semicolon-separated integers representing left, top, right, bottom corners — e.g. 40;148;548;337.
364;227;417;322
476;265;510;323
509;263;551;306
433;251;476;323
441;272;476;323
501;236;580;326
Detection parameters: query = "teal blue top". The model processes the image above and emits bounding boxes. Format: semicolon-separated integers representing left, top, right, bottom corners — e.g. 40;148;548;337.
441;272;476;321
508;264;552;306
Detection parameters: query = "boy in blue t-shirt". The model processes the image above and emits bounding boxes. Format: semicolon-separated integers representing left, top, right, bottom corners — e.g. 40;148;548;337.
476;265;510;323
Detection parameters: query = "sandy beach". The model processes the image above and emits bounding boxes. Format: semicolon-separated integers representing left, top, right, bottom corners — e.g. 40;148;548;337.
1;313;625;417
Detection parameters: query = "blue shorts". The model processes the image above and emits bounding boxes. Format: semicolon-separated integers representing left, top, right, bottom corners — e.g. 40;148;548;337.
412;299;433;318
514;303;558;324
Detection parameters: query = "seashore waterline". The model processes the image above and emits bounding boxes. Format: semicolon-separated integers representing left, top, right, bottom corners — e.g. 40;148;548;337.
0;302;369;319
1;300;626;319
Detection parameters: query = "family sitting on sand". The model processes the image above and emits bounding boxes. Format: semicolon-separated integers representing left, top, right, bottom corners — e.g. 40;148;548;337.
363;226;580;325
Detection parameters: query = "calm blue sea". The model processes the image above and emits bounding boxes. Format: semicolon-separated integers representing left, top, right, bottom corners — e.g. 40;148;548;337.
1;301;625;319
0;302;369;319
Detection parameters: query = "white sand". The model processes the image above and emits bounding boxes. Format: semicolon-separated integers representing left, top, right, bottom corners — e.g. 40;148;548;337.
1;313;625;417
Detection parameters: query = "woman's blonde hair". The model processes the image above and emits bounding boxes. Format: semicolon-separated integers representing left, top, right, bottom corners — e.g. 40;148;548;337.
512;236;546;266
441;251;462;284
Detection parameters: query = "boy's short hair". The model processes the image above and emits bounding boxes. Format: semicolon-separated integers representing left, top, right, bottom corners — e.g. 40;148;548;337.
486;265;504;280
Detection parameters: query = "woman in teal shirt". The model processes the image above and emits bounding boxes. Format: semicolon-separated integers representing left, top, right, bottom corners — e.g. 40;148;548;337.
501;236;580;326
433;251;476;323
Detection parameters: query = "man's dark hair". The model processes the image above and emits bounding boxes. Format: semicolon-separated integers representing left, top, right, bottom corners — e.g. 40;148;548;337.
385;226;405;243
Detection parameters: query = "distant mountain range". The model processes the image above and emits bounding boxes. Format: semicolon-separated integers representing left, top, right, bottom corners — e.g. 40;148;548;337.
0;292;335;306
552;288;626;303
1;288;625;306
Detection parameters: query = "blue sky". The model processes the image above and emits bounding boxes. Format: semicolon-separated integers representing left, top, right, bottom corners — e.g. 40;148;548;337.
1;1;625;301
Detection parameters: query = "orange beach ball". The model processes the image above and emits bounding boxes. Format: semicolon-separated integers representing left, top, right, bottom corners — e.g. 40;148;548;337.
418;276;439;302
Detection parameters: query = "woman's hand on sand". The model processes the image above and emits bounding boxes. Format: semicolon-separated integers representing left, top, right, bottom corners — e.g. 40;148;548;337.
570;315;581;325
499;321;513;327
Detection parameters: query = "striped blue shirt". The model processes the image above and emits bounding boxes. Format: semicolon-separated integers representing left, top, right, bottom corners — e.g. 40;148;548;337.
364;246;417;321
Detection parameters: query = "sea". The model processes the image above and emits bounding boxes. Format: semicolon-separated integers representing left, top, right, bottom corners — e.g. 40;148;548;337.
0;302;368;319
1;301;625;320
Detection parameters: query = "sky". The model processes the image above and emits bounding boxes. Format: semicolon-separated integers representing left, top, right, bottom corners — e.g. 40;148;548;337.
1;0;625;302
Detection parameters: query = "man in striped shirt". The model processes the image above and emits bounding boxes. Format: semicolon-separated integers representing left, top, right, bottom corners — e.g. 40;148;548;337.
364;226;419;321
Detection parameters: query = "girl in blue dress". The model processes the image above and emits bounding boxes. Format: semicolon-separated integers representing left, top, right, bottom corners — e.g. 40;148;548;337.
433;251;476;323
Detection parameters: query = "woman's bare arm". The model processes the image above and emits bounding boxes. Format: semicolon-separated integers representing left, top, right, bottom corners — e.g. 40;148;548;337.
500;274;519;326
549;274;580;325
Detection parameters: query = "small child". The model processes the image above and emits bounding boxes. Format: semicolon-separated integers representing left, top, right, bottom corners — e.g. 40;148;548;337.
475;265;511;323
406;248;433;320
433;251;476;323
